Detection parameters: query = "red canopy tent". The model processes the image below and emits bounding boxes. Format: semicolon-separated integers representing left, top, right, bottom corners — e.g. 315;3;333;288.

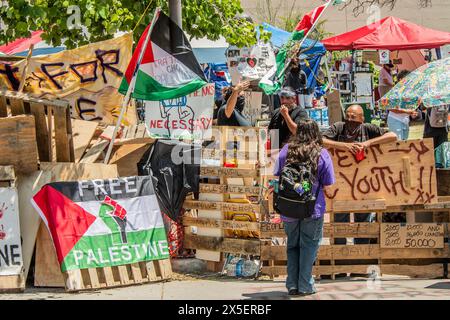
322;16;450;51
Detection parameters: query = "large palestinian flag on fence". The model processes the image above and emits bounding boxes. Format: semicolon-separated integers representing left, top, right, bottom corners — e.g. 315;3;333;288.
118;10;207;101
259;3;327;95
31;176;169;272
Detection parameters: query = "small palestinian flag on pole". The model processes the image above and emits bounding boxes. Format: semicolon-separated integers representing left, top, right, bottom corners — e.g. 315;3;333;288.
31;176;169;272
259;1;334;95
118;8;207;101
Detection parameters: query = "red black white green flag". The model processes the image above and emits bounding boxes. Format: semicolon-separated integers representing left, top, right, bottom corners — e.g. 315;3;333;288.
31;176;169;272
259;2;330;94
118;10;207;101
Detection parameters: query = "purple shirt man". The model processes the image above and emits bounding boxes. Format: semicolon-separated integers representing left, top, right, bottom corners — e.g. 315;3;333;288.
274;145;335;222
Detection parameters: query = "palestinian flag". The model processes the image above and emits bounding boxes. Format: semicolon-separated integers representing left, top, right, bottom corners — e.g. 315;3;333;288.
259;3;328;95
31;176;169;272
118;10;207;101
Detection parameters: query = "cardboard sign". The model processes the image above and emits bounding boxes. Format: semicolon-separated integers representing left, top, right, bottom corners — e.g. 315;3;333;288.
0;34;135;125
227;43;276;84
144;83;214;140
0;188;23;276
241;91;263;126
379;50;390;64
326;139;438;207
381;223;444;248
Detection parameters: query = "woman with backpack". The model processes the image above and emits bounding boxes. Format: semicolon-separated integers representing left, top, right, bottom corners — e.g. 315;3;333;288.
274;119;335;296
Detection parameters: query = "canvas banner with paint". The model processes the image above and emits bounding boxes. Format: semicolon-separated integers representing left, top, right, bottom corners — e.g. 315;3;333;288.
227;43;276;84
144;83;214;140
0;188;23;276
0;34;135;125
31;176;169;272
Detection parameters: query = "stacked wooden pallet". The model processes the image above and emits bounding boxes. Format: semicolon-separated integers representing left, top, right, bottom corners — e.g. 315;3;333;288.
183;126;269;271
259;139;450;280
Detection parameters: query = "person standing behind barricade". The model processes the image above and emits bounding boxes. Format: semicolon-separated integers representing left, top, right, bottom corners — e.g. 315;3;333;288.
268;87;309;150
322;105;398;246
378;61;395;99
217;81;251;126
422;104;449;149
274;119;335;296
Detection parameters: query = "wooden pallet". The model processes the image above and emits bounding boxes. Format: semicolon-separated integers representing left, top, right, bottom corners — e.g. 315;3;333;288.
183;126;269;270
0;166;25;293
259;205;450;279
0;89;74;162
64;259;172;292
100;123;154;145
0;115;38;174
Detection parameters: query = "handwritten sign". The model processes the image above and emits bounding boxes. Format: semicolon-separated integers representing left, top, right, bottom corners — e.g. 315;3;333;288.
242;91;263;126
0;188;23;276
0;34;135;125
144;83;214;140
227;43;276;84
381;223;444;248
326;139;438;207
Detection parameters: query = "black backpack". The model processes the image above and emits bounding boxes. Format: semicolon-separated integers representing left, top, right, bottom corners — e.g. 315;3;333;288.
274;160;320;220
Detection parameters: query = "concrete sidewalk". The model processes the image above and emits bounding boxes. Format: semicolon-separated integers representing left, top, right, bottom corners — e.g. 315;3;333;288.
2;274;450;300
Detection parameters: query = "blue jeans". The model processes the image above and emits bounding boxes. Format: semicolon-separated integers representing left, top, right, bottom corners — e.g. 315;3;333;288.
387;113;409;140
284;217;324;293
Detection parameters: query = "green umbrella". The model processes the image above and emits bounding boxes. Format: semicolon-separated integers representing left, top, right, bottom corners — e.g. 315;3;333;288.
380;57;450;110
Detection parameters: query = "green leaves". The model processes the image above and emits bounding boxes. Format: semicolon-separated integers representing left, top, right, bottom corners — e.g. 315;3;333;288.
0;0;266;50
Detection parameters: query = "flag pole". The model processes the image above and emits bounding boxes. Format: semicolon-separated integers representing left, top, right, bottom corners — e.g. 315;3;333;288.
276;0;334;82
104;7;162;164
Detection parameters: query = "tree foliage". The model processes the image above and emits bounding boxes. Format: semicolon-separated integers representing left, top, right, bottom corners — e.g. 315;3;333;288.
0;0;267;48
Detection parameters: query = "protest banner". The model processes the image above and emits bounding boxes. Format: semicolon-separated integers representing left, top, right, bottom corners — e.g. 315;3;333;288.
144;83;214;140
31;176;169;272
0;187;23;276
227;43;276;84
0;34;135;125
325;139;438;208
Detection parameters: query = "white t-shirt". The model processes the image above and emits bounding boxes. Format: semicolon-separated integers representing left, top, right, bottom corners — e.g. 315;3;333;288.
379;68;393;87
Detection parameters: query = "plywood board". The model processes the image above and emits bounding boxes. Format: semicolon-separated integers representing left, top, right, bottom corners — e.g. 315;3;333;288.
17;163;118;282
109;143;150;176
325;139;438;208
0;115;38;174
71;119;98;162
380;223;444;248
184;234;260;255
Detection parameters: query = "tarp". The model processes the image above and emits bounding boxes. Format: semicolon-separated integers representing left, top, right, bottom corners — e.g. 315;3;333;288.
322;16;450;51
137;140;200;222
258;23;327;55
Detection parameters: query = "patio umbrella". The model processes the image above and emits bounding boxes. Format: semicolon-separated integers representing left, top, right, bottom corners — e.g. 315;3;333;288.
380;57;450;110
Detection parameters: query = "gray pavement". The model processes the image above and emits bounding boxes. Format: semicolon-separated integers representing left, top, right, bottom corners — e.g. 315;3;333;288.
2;274;450;300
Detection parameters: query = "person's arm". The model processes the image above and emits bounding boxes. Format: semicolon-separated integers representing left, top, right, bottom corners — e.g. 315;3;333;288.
323;137;362;154
281;108;298;135
360;131;398;149
224;81;250;118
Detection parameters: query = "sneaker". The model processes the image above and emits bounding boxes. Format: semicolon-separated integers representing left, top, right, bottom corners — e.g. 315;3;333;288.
298;291;317;296
288;288;299;296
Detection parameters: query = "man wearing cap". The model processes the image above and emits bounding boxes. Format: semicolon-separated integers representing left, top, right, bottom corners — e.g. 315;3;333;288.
268;86;309;149
378;61;395;98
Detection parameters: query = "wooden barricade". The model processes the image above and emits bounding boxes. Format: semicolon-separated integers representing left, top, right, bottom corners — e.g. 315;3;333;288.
183;126;269;271
0;89;74;163
64;260;172;292
259;139;450;279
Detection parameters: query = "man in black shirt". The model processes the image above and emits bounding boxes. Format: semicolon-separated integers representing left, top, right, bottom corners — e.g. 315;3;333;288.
268;87;309;149
323;105;397;153
217;81;251;126
323;104;398;245
423;105;449;149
